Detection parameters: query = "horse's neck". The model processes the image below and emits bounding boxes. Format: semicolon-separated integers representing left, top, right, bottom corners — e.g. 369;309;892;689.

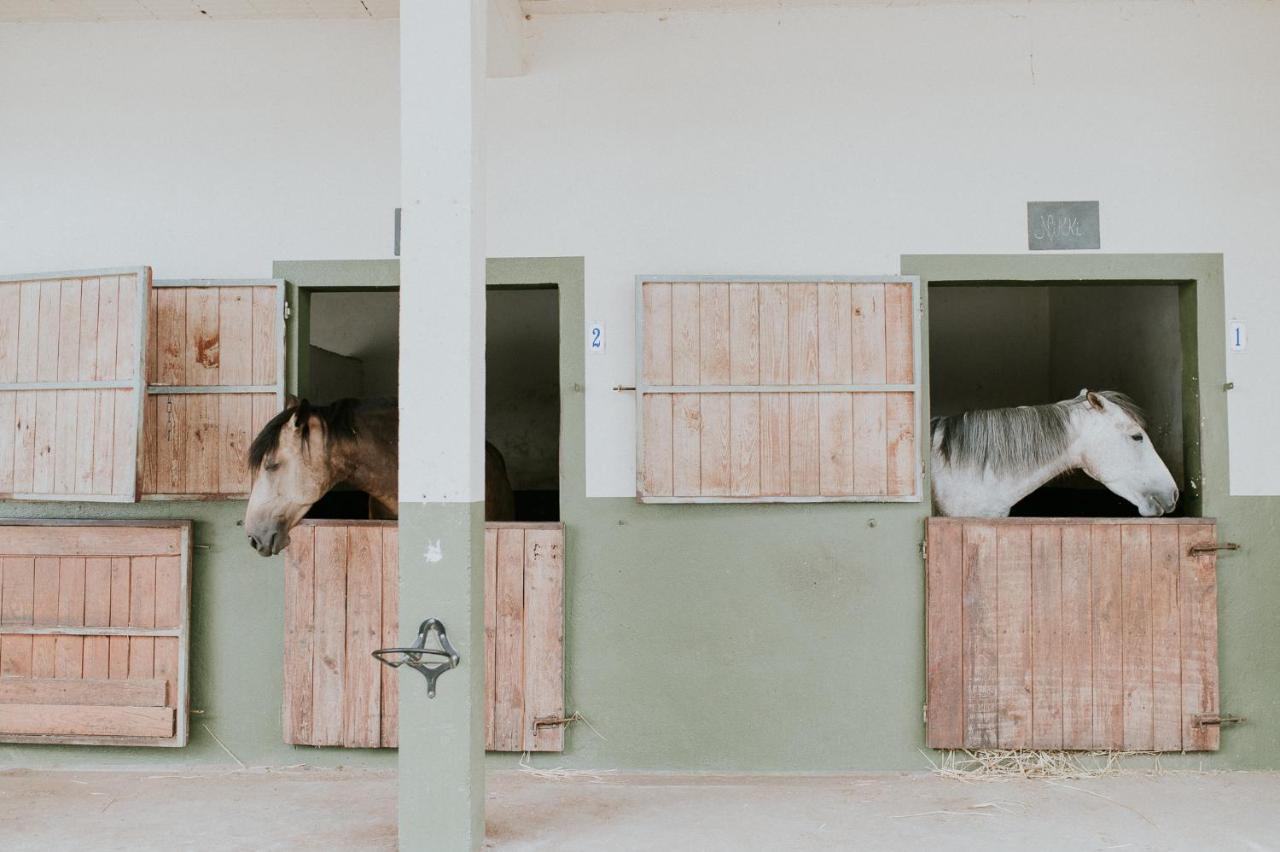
328;413;398;511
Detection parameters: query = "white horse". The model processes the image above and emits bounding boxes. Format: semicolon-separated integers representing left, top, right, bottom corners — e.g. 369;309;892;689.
930;390;1179;518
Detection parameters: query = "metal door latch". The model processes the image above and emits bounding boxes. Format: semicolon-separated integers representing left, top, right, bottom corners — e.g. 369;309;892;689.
1189;542;1240;555
1192;714;1246;728
372;618;460;699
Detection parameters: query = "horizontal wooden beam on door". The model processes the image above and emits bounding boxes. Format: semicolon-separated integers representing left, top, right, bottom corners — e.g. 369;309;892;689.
640;384;918;394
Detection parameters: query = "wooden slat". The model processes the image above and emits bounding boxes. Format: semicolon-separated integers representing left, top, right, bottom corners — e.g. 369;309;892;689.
787;394;819;495
343;526;382;748
218;395;253;494
670;283;700;386
82;557;111;679
185;288;220;386
219;289;254;381
32;391;56;494
282;524;315;745
155;287;185;387
54;557;86;679
0;525;181;557
849;283;885;383
74;282;100;494
185;394;220;494
640;395;673;497
758;284;789;384
483;526;498;751
642;282;672;386
1091;524;1124;749
728;283;759;385
852;393;887;495
729;393;760;497
92;391;116;494
31;557;58;679
1180;524;1219;750
962;524;998;748
156;395;187;493
153;555;181;717
380;528;398;748
493;527;525;752
884;282;914;384
111;274;138;497
108;557;130;680
817;282;852;385
0;704;173;738
140;393;157;494
522;527;565;751
1121;524;1154;751
0;677;166;707
759;393;789;496
699;394;731;496
1150;524;1183;751
817;393;852;496
671;394;701;497
0;557;34;678
251;286;278;385
699;282;730;385
311;525;348;746
885;393;915;497
1060;525;1093;747
925;519;963;748
787;284;818;385
128;556;156;680
12;391;35;493
1030;525;1063;749
995;525;1032;749
97;277;120;383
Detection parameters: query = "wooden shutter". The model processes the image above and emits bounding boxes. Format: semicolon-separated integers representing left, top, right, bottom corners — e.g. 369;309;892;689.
636;277;920;502
0;267;150;501
925;517;1221;751
142;279;285;498
282;521;566;752
0;520;191;746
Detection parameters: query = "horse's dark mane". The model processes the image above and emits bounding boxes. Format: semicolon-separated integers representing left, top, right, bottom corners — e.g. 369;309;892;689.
931;390;1146;474
248;398;394;470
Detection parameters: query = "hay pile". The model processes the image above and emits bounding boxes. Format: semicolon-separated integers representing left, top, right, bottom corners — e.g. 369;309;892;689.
924;748;1162;781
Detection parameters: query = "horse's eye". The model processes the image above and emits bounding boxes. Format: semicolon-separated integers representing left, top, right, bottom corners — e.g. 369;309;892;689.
1130;434;1144;443
265;461;280;472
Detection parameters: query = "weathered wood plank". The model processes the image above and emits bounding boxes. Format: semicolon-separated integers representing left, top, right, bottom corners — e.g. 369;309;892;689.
54;557;86;679
758;284;789;384
699;282;730;386
128;556;156;680
1060;524;1093;748
311;525;348;746
671;394;701;497
218;394;253;494
817;393;853;496
31;557;59;679
156;395;187;493
1150;524;1183;751
283;525;315;745
1091;524;1124;749
729;393;760;497
218;288;253;385
787;284;819;385
884;282;914;385
0;677;167;707
671;283;700;386
1121;524;1154;751
759;393;789;496
640;394;673;497
522;527;565;751
185;393;221;494
817;282;852;385
962;523;999;748
155;287;186;387
1180;524;1219;751
1030;524;1063;749
494;527;525;752
108;557;130;680
885;392;915;497
849;283;885;384
642;282;673;386
111;275;138;497
153;555;181;714
343;525;382;748
788;394;820;495
251;286;278;386
995;525;1032;749
728;283;759;385
698;394;731;496
184;288;220;387
925;519;963;748
380;527;398;749
0;704;174;738
0;525;180;557
852;392;887;496
82;557;112;679
0;557;34;678
484;526;497;751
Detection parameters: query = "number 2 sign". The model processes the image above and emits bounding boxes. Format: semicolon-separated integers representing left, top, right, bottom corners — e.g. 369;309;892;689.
588;322;605;353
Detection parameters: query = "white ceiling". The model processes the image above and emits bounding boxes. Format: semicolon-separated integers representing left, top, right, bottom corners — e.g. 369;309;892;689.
0;0;1058;24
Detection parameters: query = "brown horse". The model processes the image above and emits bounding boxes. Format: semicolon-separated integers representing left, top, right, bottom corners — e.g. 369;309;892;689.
244;398;514;556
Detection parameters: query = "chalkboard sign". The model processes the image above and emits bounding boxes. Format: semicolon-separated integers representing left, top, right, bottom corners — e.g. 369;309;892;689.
1027;201;1100;250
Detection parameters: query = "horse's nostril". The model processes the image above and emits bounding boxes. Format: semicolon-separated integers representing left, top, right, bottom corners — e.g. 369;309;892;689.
267;532;279;554
248;534;261;551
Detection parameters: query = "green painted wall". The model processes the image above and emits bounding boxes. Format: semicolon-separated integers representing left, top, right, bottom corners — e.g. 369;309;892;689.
5;254;1279;772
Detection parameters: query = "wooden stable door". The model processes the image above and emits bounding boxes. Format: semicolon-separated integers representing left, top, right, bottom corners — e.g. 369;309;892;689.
142;280;285;498
925;518;1221;751
636;277;920;502
0;268;150;501
282;521;565;752
0;521;192;746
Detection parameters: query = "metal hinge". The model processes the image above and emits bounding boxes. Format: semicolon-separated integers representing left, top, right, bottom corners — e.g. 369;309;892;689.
284;299;291;321
922;704;928;724
920;539;927;561
1193;714;1246;728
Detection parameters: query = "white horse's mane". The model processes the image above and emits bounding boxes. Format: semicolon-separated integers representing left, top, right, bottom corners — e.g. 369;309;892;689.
931;391;1146;475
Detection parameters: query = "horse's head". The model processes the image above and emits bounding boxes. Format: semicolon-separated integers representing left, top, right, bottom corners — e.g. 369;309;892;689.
1075;390;1179;517
244;400;339;556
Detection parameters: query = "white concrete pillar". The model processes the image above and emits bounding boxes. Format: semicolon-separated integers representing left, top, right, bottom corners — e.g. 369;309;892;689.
398;1;487;849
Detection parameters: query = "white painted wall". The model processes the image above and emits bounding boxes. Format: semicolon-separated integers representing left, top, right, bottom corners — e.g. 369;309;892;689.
487;0;1280;496
0;20;399;277
3;2;1278;495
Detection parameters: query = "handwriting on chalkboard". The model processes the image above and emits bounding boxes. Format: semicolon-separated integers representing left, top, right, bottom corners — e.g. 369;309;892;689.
1027;201;1100;250
1031;213;1084;242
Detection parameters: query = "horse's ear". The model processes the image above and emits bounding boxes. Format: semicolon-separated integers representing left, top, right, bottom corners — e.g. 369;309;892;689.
1085;391;1105;411
293;398;312;428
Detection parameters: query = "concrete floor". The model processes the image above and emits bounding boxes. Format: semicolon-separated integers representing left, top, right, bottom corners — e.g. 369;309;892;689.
2;768;1279;851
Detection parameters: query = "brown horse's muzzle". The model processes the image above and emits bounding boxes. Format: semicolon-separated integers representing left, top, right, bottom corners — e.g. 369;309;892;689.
247;526;290;557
